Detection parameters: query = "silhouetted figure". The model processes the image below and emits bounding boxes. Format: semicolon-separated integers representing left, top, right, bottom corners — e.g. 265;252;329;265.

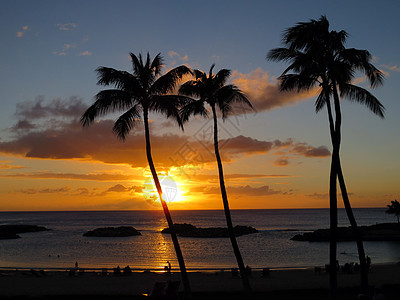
123;265;132;276
245;265;252;277
366;256;371;271
114;265;121;276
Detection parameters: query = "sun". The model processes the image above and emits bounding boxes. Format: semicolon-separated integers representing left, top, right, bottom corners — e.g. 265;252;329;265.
142;173;185;204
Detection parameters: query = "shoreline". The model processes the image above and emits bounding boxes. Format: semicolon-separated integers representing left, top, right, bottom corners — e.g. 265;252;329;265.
0;262;399;298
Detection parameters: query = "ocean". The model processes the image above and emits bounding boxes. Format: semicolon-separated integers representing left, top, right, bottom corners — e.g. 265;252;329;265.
0;209;399;270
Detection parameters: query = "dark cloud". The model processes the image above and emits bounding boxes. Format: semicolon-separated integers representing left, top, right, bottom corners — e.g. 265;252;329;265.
107;184;129;192
274;156;289;166
0;98;330;167
20;187;71;194
192;184;283;197
15;96;87;120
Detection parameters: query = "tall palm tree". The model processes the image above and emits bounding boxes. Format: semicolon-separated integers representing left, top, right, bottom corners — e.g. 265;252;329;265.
81;52;192;299
267;16;384;299
179;65;253;297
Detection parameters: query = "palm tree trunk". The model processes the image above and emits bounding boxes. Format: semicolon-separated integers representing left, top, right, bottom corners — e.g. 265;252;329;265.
143;108;192;300
329;147;338;300
337;161;369;295
324;87;338;300
331;85;369;296
211;105;252;298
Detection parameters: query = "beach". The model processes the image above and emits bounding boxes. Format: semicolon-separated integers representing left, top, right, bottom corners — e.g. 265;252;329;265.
1;263;399;299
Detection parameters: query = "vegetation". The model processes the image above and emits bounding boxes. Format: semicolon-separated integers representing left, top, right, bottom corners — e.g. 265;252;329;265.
386;200;400;223
267;15;384;299
81;52;192;299
179;65;253;297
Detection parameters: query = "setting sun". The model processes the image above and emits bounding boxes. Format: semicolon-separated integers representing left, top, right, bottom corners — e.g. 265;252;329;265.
142;173;186;204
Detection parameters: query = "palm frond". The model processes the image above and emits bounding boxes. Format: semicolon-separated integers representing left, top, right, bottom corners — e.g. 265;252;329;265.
279;74;317;92
150;53;164;77
267;48;297;63
96;67;136;90
338;49;384;87
208;64;215;78
151;65;192;95
130;53;142;76
215;85;252;119
315;89;328;113
179;80;203;98
214;69;231;87
180;99;208;123
194;69;206;81
80;90;134;127
112;104;142;140
340;83;385;118
150;95;194;129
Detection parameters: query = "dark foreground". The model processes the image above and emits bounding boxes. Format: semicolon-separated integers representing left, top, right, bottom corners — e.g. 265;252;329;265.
1;286;400;300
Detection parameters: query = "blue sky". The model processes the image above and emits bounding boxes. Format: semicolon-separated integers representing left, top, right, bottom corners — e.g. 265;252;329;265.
0;0;399;210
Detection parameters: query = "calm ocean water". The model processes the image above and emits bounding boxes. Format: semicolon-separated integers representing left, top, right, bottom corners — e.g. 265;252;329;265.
0;209;399;270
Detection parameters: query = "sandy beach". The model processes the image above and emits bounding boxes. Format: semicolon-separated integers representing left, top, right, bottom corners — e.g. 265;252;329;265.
1;263;399;299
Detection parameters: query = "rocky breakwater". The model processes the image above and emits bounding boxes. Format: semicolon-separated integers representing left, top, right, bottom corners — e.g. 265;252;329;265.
291;223;400;242
161;223;258;238
0;225;50;240
83;226;141;237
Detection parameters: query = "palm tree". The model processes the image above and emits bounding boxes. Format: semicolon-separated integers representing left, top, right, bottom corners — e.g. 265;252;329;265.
386;200;400;223
267;16;384;299
81;52;192;299
179;65;253;297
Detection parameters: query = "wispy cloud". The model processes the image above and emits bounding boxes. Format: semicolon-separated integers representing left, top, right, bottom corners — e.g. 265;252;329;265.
16;25;29;38
53;43;77;56
78;51;92;56
56;23;77;31
381;64;400;73
232;68;318;113
168;51;189;66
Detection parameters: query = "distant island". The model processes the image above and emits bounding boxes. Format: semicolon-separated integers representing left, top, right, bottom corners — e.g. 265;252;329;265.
83;226;141;237
291;223;400;242
161;223;258;238
0;225;50;240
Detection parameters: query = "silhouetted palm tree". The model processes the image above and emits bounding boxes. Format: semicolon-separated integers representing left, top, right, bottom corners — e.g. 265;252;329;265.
81;52;192;299
267;16;384;299
179;65;253;297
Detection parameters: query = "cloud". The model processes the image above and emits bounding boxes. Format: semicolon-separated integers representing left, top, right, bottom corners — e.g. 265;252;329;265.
107;184;129;192
57;23;77;31
168;51;189;66
1;98;330;168
20;186;71;194
0;163;24;170
274;156;289;166
0;171;141;181
78;51;92;56
15;96;87;120
192;184;283;196
231;68;318;113
289;142;330;157
53;43;77;56
16;25;29;38
381;64;400;74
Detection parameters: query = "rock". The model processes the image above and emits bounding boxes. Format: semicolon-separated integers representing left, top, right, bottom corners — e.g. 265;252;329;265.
291;223;400;242
161;223;258;238
0;225;49;239
83;226;141;237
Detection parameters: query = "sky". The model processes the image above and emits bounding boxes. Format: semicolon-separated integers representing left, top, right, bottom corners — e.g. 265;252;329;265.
0;0;399;211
